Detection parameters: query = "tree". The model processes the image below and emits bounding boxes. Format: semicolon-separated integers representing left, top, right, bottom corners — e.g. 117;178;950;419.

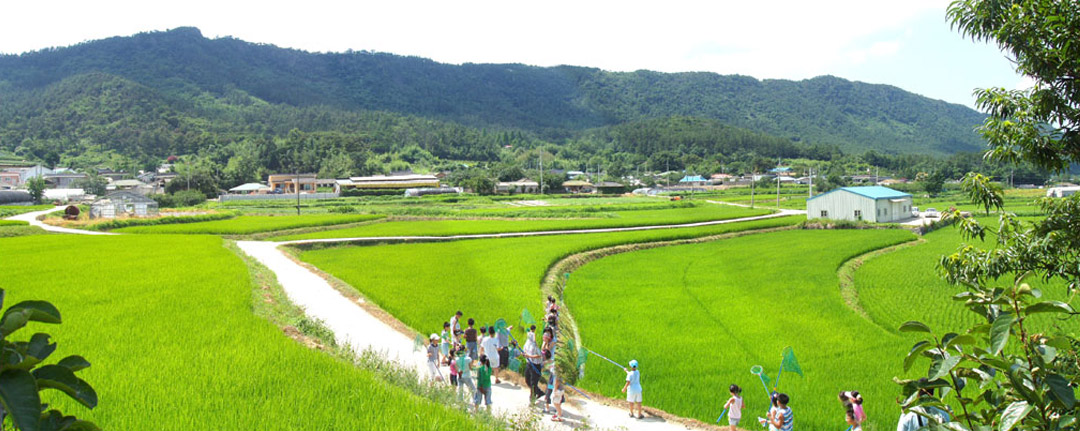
921;172;945;196
75;173;107;196
26;176;46;204
897;3;1080;431
0;288;100;431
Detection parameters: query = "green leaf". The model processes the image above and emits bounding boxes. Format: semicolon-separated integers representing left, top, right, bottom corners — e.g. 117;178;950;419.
899;320;932;333
1037;345;1057;363
1025;301;1074;315
945;334;979;349
990;313;1014;355
60;420;101;431
905;341;933;372
57;355;91;372
1046;374;1076;409
26;333;57;362
929;353;962;380
33;365;98;408
0;369;43;431
999;400;1032;431
4;301;61;324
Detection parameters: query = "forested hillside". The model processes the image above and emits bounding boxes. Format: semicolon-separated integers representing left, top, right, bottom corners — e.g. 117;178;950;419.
0;27;987;163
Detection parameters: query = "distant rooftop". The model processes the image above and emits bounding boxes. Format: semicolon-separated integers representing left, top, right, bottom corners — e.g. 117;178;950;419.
808;186;911;201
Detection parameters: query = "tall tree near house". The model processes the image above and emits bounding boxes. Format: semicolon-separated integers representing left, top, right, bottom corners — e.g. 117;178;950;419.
26;176;46;204
897;2;1080;431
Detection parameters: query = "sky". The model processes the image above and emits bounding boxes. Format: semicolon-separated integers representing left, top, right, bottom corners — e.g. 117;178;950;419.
0;0;1028;109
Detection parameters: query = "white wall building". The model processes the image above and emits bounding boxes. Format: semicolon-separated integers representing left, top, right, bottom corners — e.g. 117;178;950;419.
806;186;913;223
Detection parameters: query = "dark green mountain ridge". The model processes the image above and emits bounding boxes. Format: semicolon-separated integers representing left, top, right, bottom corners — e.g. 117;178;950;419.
0;26;987;159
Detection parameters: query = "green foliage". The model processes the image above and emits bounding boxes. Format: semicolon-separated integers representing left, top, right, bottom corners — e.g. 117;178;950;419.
949;0;1080;172
0;235;498;430
26;177;46;204
113;214;383;235
0;220;29;227
74;173;107;197
0;288;99;431
151;190;207;208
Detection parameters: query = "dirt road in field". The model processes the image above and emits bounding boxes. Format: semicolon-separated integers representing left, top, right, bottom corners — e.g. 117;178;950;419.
5;206;117;235
238;239;706;431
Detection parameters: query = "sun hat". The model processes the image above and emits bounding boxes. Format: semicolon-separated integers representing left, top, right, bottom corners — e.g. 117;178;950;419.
430;333;439;340
629;359;638;368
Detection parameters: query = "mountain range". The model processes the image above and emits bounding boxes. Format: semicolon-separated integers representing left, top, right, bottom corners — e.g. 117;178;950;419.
0;27;988;162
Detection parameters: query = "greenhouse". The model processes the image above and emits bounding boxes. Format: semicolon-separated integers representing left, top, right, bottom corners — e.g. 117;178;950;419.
90;191;159;219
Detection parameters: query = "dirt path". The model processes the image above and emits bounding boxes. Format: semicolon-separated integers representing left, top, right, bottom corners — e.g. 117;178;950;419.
5;206;116;235
238;240;697;431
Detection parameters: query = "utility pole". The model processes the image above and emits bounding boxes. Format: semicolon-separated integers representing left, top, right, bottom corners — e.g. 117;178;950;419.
539;154;544;195
808;167;814;198
776;171;781;208
750;170;756;208
294;148;301;216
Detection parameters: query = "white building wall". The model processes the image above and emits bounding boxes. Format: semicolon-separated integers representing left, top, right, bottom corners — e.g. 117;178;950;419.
807;190;879;222
874;198;914;223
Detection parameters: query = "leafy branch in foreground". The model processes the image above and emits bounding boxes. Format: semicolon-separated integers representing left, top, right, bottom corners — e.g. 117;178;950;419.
897;2;1080;429
0;289;99;431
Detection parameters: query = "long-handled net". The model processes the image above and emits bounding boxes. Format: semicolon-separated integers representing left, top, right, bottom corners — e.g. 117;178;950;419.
773;346;803;390
521;308;536;327
750;365;772;401
413;334;425;352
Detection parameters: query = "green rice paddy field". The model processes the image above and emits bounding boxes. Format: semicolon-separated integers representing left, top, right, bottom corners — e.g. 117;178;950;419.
0;234;494;430
297;216;802;336
112;214;384;234
565;229;916;431
275;204;770;240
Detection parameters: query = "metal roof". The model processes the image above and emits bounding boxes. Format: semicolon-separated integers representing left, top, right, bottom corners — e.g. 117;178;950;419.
679;175;707;182
807;186;911;201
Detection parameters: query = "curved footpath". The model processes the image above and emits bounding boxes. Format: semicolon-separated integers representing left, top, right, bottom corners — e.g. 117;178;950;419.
7;206;117;235
6;205;805;430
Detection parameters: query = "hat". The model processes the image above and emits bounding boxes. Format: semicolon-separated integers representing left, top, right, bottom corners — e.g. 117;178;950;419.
629;359;638;368
429;333;439;340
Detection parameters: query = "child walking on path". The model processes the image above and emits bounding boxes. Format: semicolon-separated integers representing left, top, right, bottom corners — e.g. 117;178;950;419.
426;334;442;382
724;384;743;431
622;359;644;419
474;356;494;410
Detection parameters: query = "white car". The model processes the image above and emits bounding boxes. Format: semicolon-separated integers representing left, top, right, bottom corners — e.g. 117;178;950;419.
924;208;939;218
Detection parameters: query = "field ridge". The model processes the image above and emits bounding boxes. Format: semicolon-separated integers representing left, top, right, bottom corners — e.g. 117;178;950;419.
836;237;926;326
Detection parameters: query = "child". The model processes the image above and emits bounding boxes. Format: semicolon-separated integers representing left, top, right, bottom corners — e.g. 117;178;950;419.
457;347;476;401
439;322;452;363
622;359;643;419
474;356;493;410
465;318;478;359
448;349;460;387
426;334;442;382
551;368;565;422
724;384;743;431
766;393;793;431
481;326;501;384
845;403;862;431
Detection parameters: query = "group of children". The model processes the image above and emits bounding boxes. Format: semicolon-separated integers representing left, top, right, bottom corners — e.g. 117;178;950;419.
423;300;569;421
717;384;865;431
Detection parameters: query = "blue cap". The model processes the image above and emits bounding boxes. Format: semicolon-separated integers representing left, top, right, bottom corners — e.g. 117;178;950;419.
629;359;638;368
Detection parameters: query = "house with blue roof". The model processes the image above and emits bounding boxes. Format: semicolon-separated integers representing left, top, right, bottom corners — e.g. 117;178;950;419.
806;186;914;223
